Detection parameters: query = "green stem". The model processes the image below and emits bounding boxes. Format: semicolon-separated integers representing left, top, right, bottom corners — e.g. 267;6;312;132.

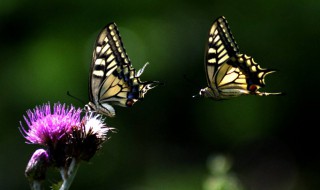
59;158;80;190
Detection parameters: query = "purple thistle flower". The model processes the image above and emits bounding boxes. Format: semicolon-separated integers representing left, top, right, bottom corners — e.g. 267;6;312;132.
20;102;114;167
20;102;82;146
20;102;114;190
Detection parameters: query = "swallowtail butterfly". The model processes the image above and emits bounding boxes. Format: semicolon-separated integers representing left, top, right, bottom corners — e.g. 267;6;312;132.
197;16;282;100
85;23;161;117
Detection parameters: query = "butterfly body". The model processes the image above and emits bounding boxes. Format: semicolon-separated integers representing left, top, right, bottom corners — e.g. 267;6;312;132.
86;23;160;117
198;16;282;100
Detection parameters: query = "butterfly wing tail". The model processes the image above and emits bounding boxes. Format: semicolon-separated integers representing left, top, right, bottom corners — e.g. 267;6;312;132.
136;62;150;77
143;81;164;91
256;91;285;96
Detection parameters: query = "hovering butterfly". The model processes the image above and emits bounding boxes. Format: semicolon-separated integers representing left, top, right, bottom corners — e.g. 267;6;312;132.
85;22;161;117
196;16;282;100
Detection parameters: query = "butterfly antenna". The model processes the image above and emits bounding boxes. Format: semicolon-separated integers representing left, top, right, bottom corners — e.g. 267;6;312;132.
67;91;86;104
153;81;165;86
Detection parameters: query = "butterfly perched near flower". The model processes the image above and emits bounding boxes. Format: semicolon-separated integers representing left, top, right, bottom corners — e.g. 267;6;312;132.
196;16;283;100
85;23;161;117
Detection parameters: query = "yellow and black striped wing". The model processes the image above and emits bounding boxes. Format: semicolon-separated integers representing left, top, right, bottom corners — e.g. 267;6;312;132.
88;23;159;117
205;16;274;93
205;16;241;91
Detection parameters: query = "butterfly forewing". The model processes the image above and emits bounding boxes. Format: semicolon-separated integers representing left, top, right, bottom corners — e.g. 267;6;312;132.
205;16;239;90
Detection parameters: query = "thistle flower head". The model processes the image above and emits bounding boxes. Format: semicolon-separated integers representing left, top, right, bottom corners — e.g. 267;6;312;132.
20;102;113;166
84;113;110;140
20;102;82;145
66;113;114;161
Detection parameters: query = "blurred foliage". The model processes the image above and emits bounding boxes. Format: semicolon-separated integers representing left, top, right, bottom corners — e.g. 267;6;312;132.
1;0;319;189
203;154;244;190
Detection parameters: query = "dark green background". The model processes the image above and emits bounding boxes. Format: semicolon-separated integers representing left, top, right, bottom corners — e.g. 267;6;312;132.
1;0;319;189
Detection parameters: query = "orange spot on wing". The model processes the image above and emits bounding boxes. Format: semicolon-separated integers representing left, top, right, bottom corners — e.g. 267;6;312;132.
126;99;135;107
249;85;258;92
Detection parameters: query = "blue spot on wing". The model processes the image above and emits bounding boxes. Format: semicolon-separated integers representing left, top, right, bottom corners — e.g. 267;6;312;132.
128;92;139;99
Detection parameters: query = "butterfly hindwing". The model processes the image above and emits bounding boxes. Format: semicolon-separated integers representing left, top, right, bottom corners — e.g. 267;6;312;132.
87;23;160;117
